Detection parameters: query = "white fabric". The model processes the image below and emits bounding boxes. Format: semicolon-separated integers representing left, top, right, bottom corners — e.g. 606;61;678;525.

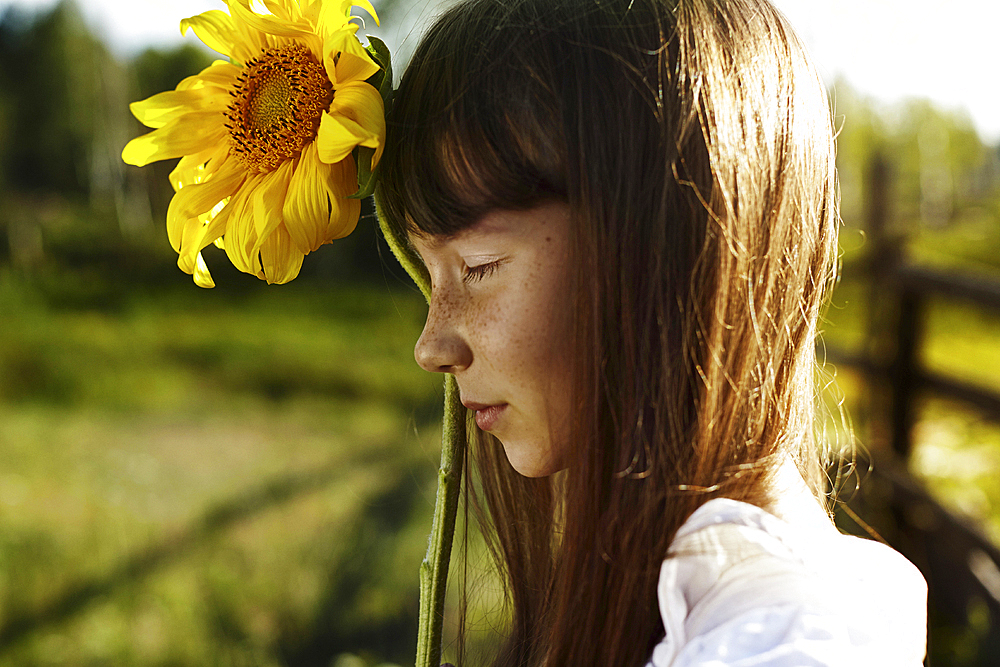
646;498;928;667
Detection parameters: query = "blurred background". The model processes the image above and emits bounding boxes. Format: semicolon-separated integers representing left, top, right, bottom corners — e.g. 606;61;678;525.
0;0;997;665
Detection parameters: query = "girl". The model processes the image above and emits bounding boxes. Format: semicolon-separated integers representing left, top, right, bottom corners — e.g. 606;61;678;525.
375;0;928;664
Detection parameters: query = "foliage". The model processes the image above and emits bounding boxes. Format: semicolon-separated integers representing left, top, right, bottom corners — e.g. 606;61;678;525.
833;78;1000;271
0;273;442;665
0;0;124;198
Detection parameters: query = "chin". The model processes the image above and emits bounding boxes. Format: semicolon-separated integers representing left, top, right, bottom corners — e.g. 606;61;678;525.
501;439;562;478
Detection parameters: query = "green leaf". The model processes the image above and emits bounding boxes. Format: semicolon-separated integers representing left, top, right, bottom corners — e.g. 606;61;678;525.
349;145;378;200
365;35;394;112
350;36;393;200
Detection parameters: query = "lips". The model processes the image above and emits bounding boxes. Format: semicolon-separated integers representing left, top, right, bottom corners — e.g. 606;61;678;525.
462;399;508;432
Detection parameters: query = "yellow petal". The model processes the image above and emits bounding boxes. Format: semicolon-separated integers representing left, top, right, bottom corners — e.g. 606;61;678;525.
222;182;260;275
350;0;379;26
193;252;216;288
170;146;216;191
316;121;377;168
325;157;361;240
226;0;312;39
315;113;369;165
261;0;295;21
282;151;360;253
173;61;238;97
169;142;229;191
192;61;241;89
281;145;328;254
259;225;305;284
319;0;378;34
300;34;324;60
330;82;384;159
324;29;379;85
317;1;351;34
225;1;268;63
122;111;226;167
299;0;321;24
181;10;237;58
330;80;384;126
251;160;293;253
129;89;210;129
171;213;210;273
316;82;384;165
178;190;239;274
166;159;244;253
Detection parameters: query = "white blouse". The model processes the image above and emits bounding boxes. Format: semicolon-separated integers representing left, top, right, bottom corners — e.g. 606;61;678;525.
646;497;928;666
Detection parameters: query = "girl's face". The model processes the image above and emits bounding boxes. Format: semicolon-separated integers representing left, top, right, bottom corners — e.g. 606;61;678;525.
410;201;575;478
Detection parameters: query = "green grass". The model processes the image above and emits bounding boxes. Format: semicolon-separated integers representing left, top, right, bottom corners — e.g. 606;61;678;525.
0;272;443;666
2;203;1000;665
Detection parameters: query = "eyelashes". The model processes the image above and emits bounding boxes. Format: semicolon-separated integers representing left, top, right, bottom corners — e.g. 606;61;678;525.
463;259;504;284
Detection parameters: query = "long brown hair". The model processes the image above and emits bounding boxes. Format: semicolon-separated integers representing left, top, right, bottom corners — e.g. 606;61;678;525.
375;0;840;664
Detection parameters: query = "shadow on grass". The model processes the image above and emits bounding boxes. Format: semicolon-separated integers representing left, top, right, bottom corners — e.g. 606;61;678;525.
277;470;426;666
0;444;433;663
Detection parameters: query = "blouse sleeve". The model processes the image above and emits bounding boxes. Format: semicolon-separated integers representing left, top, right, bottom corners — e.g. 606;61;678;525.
663;603;902;667
646;503;927;667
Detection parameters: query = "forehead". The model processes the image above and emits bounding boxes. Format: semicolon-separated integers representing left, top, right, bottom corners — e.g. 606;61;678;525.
408;202;572;251
408;215;511;253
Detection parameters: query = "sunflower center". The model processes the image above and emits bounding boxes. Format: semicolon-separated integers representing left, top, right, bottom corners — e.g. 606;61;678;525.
225;44;334;173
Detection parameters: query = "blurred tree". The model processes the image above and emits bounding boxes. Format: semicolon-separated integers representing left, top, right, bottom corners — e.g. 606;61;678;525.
892;100;991;228
130;43;214;103
831;77;889;230
0;0;103;196
0;0;214;283
833;78;998;236
0;0;104;270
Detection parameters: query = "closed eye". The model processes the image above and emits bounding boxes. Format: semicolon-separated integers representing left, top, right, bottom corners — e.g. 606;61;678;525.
463;259;504;284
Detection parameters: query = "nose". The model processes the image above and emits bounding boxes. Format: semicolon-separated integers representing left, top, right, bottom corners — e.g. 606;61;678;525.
414;296;473;374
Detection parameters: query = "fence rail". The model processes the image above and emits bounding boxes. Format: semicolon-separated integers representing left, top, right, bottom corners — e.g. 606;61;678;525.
828;153;1000;664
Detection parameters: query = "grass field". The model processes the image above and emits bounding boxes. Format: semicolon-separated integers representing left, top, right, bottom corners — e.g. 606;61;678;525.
0;270;444;665
1;215;1000;665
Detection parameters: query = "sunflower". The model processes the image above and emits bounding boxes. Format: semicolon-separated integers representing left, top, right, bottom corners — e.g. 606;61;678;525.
122;0;387;287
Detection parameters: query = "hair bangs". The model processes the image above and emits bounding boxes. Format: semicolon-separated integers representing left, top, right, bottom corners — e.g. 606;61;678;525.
377;1;568;239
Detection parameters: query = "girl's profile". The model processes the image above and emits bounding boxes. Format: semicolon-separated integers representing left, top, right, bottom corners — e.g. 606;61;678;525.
409;202;575;478
375;0;929;663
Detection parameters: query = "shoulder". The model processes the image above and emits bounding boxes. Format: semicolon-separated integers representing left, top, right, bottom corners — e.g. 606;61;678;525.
647;498;927;667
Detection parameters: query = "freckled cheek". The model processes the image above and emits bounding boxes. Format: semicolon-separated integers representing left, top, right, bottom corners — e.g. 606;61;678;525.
463;297;538;386
535;270;576;392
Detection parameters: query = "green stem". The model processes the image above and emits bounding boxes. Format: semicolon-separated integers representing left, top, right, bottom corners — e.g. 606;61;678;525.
416;376;465;667
375;201;465;667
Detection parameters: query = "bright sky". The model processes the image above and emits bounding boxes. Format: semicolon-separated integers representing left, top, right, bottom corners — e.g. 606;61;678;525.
2;0;998;142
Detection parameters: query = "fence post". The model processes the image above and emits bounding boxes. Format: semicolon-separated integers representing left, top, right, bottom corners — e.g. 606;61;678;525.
864;151;918;460
890;287;923;459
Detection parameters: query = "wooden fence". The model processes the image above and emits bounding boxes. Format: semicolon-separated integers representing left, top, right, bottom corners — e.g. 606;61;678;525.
826;154;1000;664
